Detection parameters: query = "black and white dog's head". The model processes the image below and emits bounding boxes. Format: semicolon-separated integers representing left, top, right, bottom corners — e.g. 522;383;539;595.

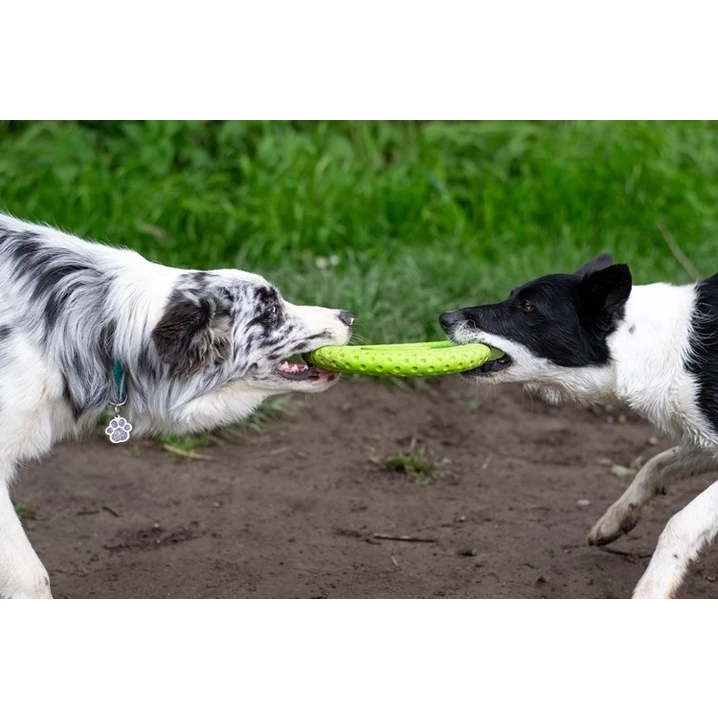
440;254;632;396
150;268;354;395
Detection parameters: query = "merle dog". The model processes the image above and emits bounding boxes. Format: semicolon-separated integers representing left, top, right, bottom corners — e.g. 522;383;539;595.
0;213;353;598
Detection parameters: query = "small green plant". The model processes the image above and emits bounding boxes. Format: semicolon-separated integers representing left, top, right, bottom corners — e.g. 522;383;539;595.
14;503;36;524
157;433;215;454
216;395;295;440
155;395;296;457
370;443;445;485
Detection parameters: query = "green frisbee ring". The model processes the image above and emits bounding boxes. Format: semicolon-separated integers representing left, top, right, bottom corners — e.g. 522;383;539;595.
309;341;498;378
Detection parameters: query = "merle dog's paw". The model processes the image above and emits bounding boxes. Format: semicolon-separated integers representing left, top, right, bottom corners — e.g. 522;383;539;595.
106;416;132;444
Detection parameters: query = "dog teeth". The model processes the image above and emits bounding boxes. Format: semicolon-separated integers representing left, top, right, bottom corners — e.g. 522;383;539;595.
277;361;308;374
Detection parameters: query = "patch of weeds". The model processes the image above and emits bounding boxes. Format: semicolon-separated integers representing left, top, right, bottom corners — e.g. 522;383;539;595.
369;442;446;485
463;400;481;412
217;395;296;440
151;396;295;457
14;503;36;524
157;433;215;454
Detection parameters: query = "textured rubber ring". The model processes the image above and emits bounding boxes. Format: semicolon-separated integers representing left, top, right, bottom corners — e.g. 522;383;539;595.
309;341;495;377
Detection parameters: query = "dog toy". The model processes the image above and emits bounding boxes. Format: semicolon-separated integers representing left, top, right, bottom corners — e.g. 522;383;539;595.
309;341;496;378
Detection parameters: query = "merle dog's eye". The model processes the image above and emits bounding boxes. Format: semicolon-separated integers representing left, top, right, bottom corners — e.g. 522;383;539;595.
264;303;281;324
521;300;534;312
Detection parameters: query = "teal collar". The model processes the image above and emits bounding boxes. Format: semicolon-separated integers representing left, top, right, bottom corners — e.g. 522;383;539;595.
112;359;127;407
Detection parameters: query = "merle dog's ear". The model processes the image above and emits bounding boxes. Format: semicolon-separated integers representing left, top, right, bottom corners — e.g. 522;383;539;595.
575;253;615;277
580;264;632;330
152;292;232;378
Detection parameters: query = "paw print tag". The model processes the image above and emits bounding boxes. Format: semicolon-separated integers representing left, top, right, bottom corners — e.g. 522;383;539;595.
106;414;133;444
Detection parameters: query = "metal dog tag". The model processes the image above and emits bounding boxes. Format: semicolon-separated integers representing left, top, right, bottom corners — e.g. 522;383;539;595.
105;412;133;444
107;360;132;444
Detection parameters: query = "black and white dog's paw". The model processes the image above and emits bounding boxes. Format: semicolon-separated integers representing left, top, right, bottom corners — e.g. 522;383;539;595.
587;502;641;546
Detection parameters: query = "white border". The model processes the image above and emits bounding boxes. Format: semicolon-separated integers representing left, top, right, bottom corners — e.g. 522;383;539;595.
3;1;717;118
1;3;715;714
1;601;713;716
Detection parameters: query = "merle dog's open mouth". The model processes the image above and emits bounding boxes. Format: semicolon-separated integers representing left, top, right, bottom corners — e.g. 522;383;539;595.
274;354;336;383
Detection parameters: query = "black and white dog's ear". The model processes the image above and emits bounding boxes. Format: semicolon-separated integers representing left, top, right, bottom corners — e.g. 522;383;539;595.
580;264;632;330
151;293;231;377
575;253;615;277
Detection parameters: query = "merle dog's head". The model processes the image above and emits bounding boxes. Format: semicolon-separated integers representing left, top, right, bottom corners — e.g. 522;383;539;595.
439;254;632;390
150;269;354;394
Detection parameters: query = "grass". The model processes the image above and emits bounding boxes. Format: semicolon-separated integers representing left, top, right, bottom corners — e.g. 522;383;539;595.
2;121;718;344
224;395;296;436
158;395;295;456
14;503;37;524
370;443;446;485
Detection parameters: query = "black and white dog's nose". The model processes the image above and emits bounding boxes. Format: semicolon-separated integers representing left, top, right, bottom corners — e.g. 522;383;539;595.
338;311;355;327
439;310;463;331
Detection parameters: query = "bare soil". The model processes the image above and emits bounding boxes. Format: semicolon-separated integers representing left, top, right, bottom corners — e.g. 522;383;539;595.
15;379;718;598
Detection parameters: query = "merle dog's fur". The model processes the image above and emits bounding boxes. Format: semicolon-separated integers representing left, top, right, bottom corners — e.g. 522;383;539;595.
0;213;353;598
441;255;718;598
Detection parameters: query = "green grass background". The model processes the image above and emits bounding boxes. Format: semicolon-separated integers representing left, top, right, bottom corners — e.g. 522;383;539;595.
2;120;717;343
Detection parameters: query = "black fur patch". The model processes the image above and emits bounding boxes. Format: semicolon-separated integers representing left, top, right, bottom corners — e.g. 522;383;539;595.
575;253;614;277
152;291;230;377
189;270;210;289
441;259;632;367
255;285;280;306
5;233;42;265
137;344;161;382
31;261;87;301
244;285;284;334
62;374;82;420
97;319;117;368
685;275;718;434
0;325;10;364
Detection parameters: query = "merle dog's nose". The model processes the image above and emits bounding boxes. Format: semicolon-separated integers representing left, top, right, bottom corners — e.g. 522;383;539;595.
338;311;355;327
440;310;463;331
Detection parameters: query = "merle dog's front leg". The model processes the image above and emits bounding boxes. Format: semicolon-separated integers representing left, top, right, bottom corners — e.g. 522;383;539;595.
0;464;52;599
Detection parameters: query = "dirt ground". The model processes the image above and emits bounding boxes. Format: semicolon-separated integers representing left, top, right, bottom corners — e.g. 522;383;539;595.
15;378;718;599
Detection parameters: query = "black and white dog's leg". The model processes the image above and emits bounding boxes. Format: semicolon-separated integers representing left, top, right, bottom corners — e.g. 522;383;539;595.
633;477;718;599
0;466;52;599
588;446;717;547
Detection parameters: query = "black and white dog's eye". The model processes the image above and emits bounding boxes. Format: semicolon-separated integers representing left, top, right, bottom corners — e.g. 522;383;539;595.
521;300;534;312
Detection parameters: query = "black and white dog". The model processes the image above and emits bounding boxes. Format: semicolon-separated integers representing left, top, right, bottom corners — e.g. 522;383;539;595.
441;254;718;599
0;214;354;598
